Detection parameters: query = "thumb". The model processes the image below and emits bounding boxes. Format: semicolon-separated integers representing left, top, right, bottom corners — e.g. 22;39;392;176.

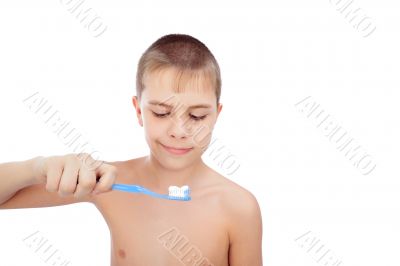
92;163;117;194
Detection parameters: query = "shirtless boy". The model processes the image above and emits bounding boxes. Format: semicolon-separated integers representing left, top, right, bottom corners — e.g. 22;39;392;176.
0;34;263;266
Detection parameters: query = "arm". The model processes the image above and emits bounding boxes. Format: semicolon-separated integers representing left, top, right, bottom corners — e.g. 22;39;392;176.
0;156;44;205
228;191;263;265
0;154;116;209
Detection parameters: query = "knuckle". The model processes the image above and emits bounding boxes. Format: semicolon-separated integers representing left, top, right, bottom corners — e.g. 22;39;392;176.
78;153;94;163
110;166;118;175
78;178;96;189
79;152;91;158
43;157;55;173
48;163;62;174
65;154;76;161
63;156;78;169
108;165;118;176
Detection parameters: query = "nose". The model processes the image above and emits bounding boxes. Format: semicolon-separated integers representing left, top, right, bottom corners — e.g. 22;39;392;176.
167;115;191;139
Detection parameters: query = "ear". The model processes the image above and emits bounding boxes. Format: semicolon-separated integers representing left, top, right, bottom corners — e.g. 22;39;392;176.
132;96;143;127
216;103;223;118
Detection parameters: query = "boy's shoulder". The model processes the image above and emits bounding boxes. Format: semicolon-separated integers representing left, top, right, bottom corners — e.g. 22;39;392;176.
208;167;261;217
203;166;262;248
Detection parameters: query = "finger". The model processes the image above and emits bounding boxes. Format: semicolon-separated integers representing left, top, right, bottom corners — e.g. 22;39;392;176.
92;164;117;194
74;166;96;199
45;162;64;193
58;160;79;197
77;153;102;171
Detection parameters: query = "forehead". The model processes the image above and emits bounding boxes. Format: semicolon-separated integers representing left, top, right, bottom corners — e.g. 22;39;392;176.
142;66;216;108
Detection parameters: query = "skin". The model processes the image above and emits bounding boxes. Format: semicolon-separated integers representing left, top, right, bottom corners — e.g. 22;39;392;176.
0;67;263;265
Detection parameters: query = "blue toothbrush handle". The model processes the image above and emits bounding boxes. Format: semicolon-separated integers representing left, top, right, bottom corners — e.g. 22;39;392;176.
111;183;146;193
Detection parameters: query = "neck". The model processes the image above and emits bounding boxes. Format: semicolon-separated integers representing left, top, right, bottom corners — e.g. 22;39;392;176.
143;154;205;188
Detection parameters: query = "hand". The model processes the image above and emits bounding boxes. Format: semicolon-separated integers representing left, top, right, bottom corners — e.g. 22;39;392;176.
32;153;117;198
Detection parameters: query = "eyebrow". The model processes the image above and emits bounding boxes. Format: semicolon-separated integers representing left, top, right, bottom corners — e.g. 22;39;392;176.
148;100;212;109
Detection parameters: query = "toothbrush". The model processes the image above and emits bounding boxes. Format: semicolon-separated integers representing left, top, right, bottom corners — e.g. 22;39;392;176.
111;184;191;201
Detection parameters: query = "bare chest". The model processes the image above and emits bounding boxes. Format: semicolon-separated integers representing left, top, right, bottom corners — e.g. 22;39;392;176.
95;192;229;266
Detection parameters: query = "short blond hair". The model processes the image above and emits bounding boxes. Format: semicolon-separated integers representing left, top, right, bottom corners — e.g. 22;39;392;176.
136;34;222;105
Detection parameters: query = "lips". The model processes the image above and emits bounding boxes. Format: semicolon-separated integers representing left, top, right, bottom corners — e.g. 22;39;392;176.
161;143;193;155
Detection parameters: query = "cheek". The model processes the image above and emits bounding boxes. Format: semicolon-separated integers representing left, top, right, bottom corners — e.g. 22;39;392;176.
143;114;166;136
145;126;165;144
191;122;214;150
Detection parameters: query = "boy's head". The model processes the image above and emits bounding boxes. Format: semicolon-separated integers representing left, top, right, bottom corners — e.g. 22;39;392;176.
132;34;223;169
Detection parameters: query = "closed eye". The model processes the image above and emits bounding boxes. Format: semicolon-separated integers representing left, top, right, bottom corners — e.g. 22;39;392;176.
190;114;207;121
152;112;170;118
152;112;207;121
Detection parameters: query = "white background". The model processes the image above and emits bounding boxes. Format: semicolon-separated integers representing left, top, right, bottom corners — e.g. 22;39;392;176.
0;0;399;265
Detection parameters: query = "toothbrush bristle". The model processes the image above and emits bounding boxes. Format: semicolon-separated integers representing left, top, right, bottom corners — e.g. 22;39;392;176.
168;185;190;199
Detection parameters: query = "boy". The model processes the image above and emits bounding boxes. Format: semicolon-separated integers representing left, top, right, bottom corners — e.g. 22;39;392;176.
0;34;263;265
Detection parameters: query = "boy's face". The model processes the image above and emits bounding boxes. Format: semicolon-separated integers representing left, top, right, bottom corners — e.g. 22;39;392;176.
132;67;222;170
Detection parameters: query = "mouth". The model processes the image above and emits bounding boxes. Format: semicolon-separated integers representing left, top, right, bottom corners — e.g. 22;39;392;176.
160;143;193;155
